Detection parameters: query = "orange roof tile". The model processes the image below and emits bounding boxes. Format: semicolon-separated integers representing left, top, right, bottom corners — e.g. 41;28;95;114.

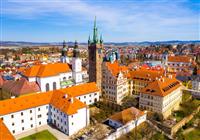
109;107;145;125
0;82;98;116
0;92;53;115
0;119;15;140
22;63;71;77
106;61;129;78
50;91;86;115
141;77;181;97
130;68;165;82
60;82;99;97
168;56;192;63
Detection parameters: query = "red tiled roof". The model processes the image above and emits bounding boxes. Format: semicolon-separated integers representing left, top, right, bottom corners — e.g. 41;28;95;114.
105;61;130;78
168;56;192;63
130;68;165;82
109;107;145;125
60;82;99;97
2;78;40;96
0;82;98;116
0;119;15;140
22;63;72;77
141;77;182;97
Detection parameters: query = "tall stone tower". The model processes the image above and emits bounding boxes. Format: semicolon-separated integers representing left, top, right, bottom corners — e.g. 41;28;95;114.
88;17;103;92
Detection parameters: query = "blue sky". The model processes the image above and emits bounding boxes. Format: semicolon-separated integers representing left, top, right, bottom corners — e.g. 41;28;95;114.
1;0;199;42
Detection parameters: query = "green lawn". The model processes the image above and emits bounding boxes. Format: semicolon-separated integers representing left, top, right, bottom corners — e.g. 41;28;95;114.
184;128;200;140
19;130;57;140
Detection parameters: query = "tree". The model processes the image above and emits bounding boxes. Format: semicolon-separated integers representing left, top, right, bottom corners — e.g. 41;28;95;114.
153;112;163;122
121;96;138;109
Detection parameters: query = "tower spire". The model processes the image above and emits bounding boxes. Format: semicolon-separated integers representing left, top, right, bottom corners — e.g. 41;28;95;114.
63;40;66;48
93;16;98;43
100;34;103;44
73;40;79;57
94;16;96;29
88;35;91;44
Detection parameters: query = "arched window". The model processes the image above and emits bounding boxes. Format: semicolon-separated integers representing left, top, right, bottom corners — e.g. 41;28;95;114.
63;77;66;81
46;83;50;91
53;82;57;90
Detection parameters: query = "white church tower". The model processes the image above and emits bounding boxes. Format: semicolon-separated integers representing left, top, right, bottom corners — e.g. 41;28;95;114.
72;40;83;84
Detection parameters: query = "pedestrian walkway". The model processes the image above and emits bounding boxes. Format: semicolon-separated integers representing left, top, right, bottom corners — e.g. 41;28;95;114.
14;125;71;140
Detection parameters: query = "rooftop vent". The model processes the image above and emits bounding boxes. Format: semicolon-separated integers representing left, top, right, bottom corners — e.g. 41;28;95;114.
11;96;15;99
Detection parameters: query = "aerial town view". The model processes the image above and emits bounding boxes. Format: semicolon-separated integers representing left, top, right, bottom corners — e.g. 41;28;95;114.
0;0;199;140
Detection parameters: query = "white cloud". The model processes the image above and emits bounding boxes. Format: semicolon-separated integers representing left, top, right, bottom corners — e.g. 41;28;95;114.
1;0;199;41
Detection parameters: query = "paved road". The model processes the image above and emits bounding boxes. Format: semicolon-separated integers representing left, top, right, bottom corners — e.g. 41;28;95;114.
15;125;71;140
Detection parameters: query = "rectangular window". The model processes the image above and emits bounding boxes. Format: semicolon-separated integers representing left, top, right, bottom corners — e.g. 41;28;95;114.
21;120;24;123
22;127;24;131
12;123;14;126
38;108;40;111
30;117;33;120
31;124;33;128
30;110;32;113
39;122;41;125
21;112;23;116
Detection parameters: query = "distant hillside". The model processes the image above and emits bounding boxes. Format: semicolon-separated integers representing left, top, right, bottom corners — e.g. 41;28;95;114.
1;40;199;47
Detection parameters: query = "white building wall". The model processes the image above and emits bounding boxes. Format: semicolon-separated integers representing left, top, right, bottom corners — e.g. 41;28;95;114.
76;92;99;105
28;77;36;82
68;107;89;136
50;105;88;136
50;105;69;135
162;87;182;113
139;87;182;114
40;76;60;92
106;113;146;140
59;72;73;81
0;104;49;135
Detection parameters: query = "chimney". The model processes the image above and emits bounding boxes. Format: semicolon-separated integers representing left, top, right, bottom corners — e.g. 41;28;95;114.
64;94;68;98
156;77;158;80
11;96;15;99
70;97;74;103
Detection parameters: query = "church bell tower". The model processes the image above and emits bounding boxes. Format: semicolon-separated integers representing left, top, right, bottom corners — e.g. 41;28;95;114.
88;17;103;92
